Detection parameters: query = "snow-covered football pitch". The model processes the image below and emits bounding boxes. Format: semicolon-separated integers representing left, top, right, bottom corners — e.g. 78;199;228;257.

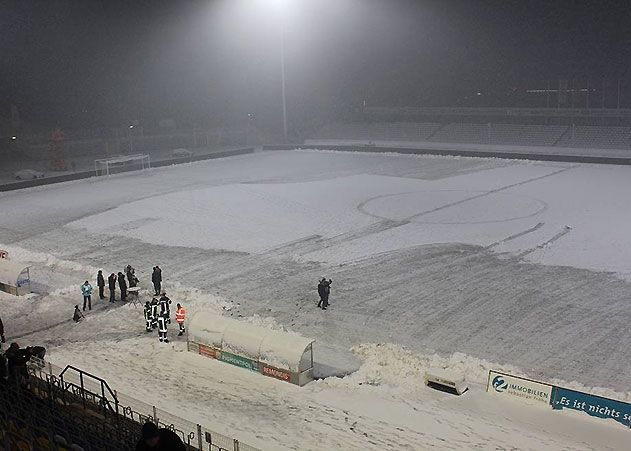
1;149;630;450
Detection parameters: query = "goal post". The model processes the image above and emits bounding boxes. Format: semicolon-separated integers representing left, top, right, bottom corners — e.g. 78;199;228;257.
95;154;151;176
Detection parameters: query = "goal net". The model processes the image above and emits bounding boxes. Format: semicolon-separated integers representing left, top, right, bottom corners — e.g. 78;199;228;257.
95;154;151;176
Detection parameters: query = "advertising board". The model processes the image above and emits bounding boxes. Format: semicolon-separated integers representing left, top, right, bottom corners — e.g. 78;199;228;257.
198;343;219;360
487;370;553;406
219;351;258;372
260;364;291;382
551;387;631;428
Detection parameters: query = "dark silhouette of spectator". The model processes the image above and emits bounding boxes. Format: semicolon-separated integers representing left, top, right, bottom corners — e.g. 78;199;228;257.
5;343;30;385
0;316;5;343
26;346;46;360
136;422;185;451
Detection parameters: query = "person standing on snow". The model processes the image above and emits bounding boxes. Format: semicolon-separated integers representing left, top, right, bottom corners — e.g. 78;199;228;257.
150;298;159;329
143;301;153;332
97;270;106;300
81;281;93;311
157;310;169;343
118;272;127;302
175;304;186;336
126;265;139;288
158;292;172;324
317;278;325;308
108;273;117;302
127;265;139;288
317;277;332;310
151;266;162;296
0;316;5;344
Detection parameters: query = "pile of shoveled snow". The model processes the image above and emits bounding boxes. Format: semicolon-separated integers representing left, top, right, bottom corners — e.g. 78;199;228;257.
322;343;631;404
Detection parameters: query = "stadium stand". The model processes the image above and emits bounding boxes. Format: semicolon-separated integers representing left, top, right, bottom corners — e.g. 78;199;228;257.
489;124;567;146
315;122;441;141
556;125;631;149
428;123;490;144
0;358;255;451
309;121;631;150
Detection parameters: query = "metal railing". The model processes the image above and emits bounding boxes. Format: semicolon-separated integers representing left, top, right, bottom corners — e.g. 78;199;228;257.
27;360;260;451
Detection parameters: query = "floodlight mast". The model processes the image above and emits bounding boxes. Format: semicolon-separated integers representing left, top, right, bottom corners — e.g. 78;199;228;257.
280;23;287;143
267;0;289;143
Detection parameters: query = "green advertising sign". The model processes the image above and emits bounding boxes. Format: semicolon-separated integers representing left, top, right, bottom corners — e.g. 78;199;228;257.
219;351;258;371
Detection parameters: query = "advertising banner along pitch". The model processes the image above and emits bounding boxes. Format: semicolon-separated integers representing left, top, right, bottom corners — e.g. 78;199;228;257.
551;387;631;428
487;371;553;406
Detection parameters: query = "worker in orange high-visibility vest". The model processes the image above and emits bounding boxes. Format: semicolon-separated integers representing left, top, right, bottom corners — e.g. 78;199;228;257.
175;303;186;336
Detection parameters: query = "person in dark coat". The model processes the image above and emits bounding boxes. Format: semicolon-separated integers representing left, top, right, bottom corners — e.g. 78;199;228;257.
5;343;30;385
0;316;5;344
73;305;84;322
317;279;325;308
118;272;127;302
97;270;106;300
136;422;185;451
152;266;162;296
126;265;139;288
26;346;46;360
108;273;117;302
317;278;332;310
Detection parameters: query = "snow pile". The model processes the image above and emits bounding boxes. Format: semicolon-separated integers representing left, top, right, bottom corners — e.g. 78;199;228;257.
323;343;508;391
0;243;100;277
320;343;631;406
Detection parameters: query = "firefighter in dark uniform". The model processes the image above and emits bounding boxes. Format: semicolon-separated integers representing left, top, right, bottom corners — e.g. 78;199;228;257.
143;301;152;332
150;298;159;329
158;292;172;324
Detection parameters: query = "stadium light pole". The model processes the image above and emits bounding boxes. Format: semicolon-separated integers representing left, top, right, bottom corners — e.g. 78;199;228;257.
267;0;289;143
280;21;288;143
129;125;134;153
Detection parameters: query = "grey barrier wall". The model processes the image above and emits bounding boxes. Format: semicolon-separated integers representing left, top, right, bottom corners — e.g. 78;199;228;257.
0;147;255;192
262;144;631;165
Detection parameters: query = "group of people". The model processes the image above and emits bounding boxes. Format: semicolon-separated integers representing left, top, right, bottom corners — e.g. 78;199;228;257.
143;293;186;343
74;265;164;322
71;264;186;343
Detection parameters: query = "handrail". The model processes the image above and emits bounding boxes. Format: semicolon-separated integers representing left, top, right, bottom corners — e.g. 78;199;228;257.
26;361;259;450
59;364;119;414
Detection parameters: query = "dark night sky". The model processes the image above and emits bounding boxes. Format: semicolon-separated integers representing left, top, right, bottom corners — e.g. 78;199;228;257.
1;0;630;129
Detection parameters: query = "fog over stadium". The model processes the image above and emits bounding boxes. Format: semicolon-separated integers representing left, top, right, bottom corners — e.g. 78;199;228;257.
1;1;630;450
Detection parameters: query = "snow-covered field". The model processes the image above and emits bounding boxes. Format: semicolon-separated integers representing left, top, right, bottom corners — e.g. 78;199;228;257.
1;149;630;450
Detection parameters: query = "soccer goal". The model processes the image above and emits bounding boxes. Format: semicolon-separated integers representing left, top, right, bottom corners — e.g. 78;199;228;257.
95;154;151;176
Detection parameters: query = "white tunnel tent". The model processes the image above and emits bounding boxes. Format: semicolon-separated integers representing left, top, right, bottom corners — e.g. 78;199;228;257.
188;312;315;386
0;259;31;296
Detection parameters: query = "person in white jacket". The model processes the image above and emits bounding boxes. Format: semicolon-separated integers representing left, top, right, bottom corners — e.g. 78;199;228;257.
81;281;93;311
